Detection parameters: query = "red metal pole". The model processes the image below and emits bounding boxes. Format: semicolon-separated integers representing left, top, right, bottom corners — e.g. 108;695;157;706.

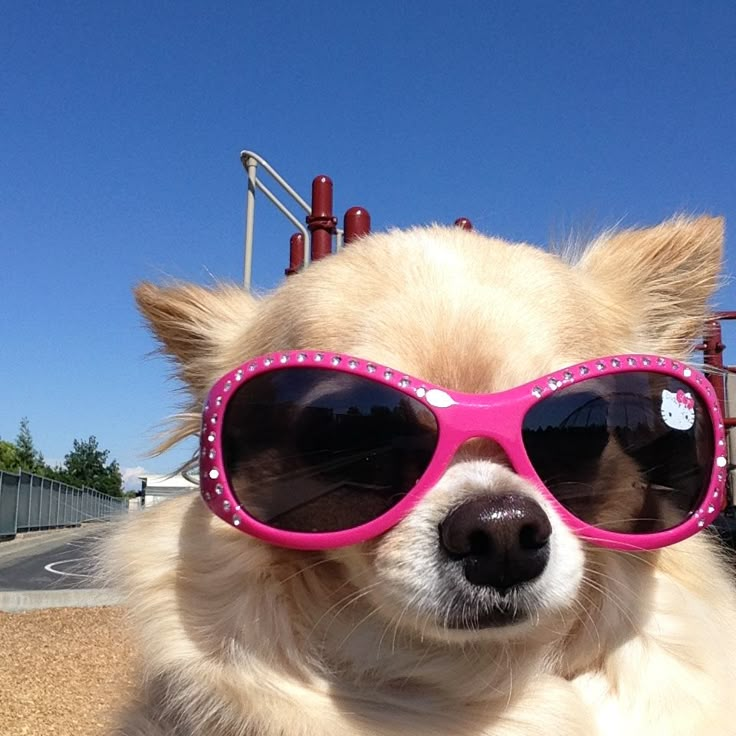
344;207;371;244
454;218;473;230
704;318;727;415
703;317;733;508
306;175;337;261
285;233;304;276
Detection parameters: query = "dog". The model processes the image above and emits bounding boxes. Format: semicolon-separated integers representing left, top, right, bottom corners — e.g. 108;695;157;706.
104;215;736;735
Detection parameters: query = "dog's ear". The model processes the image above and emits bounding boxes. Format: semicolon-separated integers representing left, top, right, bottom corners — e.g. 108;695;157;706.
577;215;724;355
135;282;259;392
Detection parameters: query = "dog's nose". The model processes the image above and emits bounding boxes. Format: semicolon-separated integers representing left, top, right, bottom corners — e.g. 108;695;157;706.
439;494;551;591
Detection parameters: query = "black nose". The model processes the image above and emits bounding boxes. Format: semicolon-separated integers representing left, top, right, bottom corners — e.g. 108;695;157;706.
439;494;551;591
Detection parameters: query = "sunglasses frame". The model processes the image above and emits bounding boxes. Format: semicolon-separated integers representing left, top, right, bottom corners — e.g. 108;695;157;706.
200;350;727;551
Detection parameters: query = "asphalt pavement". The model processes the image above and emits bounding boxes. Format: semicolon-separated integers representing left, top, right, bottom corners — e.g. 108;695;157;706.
0;524;121;612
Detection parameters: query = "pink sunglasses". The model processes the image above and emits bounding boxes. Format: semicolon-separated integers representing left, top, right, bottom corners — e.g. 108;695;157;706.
200;351;727;551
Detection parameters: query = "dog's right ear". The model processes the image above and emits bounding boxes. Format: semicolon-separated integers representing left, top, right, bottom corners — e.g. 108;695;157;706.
135;282;259;393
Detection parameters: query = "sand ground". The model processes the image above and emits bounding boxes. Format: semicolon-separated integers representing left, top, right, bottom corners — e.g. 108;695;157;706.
0;606;135;736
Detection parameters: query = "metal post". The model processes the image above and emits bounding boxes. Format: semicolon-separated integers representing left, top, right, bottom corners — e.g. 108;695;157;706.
27;473;33;530
45;478;51;529
704;318;726;414
243;155;258;290
14;472;20;537
307;176;336;261
344;207;371;245
286;233;305;276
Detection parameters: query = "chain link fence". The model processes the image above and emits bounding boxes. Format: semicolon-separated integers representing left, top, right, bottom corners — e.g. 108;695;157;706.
0;470;128;539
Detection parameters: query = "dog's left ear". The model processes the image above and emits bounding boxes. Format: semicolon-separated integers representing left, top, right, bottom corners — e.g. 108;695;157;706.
577;215;724;356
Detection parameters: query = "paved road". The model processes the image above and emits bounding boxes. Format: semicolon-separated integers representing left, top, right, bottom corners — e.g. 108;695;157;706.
0;526;108;591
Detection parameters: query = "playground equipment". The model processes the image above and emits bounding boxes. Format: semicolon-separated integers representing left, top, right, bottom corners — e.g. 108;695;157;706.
241;151;371;289
240;150;471;289
701;315;736;505
238;150;736;519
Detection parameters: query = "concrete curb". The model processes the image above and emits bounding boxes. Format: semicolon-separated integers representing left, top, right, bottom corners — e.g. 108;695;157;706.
0;588;122;613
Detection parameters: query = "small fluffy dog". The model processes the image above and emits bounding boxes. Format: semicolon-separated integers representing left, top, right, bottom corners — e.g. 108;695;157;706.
105;215;736;736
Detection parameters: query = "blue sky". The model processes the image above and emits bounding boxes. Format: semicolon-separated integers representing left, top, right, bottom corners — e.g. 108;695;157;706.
2;1;735;488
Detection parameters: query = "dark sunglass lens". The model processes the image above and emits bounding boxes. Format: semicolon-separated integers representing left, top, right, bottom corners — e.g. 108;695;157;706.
522;372;713;534
221;369;438;533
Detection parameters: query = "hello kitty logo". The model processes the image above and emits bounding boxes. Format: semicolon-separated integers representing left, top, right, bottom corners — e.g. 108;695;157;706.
660;389;696;430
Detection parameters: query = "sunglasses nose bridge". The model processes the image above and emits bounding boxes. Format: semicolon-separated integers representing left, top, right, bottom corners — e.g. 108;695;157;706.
438;395;527;470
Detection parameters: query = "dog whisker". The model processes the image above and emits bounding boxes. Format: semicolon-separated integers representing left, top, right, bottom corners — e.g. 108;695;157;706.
308;579;381;644
277;555;335;585
579;576;640;633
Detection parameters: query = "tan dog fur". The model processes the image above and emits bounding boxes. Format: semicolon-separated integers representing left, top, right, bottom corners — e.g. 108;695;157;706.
104;216;736;735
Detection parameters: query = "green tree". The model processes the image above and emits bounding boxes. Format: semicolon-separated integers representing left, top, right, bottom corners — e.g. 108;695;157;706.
64;436;123;497
15;418;45;473
0;440;21;472
42;463;73;484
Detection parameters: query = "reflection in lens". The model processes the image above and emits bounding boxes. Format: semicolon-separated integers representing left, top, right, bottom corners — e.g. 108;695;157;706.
522;372;713;533
222;369;438;533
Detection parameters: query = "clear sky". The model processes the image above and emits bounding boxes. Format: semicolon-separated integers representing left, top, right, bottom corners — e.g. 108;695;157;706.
2;1;735;489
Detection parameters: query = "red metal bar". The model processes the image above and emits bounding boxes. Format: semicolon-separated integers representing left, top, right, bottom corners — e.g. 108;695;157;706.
703;317;731;508
703;318;727;415
306;175;337;261
454;217;473;230
344;207;371;244
285;233;304;276
685;315;736;508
